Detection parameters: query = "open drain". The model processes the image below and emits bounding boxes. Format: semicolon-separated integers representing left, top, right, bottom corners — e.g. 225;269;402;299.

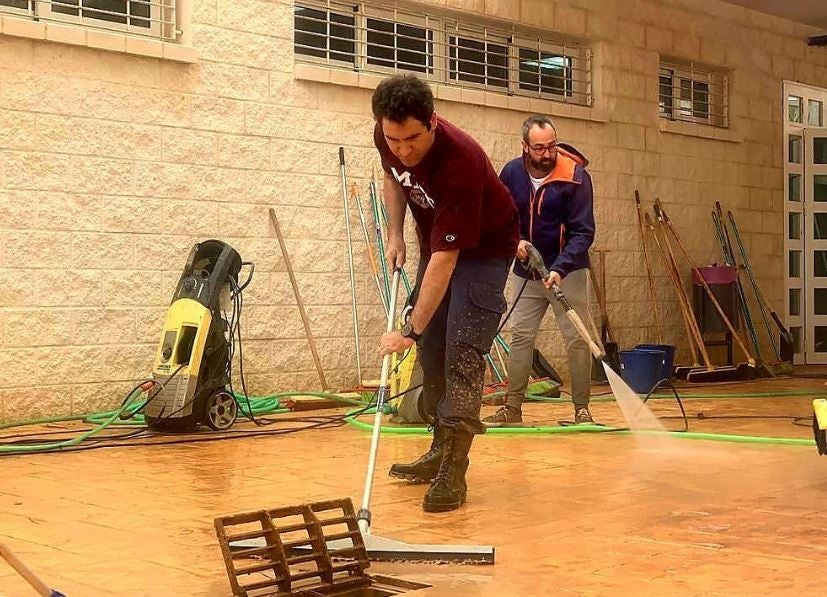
214;498;430;596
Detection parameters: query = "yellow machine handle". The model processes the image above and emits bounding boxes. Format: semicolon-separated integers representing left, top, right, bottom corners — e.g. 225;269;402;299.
814;399;827;431
813;399;827;456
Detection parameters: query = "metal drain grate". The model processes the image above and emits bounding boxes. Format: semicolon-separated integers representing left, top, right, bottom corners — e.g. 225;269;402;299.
214;498;372;596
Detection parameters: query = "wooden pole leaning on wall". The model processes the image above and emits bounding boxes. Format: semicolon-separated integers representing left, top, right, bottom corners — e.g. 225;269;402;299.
635;190;664;344
654;200;756;368
644;212;704;368
269;207;328;391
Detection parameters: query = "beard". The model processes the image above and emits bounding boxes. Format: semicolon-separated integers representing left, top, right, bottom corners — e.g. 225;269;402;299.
528;154;556;175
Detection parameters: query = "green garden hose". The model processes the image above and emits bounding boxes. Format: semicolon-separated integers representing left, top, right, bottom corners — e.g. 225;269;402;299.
0;387;145;454
345;387;825;446
0;386;822;454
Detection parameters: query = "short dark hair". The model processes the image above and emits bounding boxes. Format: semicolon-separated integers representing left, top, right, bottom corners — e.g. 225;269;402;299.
371;75;435;129
522;115;557;143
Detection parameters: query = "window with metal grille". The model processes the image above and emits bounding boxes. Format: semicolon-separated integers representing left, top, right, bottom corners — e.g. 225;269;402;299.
294;3;356;65
0;0;31;12
447;27;508;89
659;60;728;127
366;16;434;74
50;0;151;29
517;49;571;97
293;1;592;107
0;0;175;39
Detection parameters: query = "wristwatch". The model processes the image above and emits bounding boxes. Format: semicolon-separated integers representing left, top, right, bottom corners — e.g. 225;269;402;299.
401;321;421;342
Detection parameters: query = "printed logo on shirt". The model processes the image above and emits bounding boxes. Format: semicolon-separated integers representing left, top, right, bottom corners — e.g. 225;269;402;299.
445;234;456;242
409;186;435;209
392;167;435;210
392;168;412;187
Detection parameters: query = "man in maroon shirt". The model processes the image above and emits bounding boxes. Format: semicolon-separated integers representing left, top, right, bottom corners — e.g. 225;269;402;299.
373;75;519;513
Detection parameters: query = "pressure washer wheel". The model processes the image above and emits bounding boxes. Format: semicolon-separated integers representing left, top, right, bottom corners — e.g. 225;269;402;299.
206;391;238;430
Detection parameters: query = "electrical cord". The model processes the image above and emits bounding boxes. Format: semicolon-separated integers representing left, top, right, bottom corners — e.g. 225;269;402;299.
0;401;378;456
126;364;189;423
0;368;187;449
495;277;528;337
228;270;404;425
0;380;152;455
13;406;378;451
0;426;151;445
227;275;258;424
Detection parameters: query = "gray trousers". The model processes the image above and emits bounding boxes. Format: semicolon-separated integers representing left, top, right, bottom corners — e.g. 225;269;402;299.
505;268;592;410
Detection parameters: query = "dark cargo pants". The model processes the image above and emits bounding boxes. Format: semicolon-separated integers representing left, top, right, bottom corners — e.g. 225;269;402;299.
411;257;510;433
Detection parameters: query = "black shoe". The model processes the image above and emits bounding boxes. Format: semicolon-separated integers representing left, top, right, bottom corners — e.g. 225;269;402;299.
574;406;594;425
389;425;444;483
482;406;523;427
422;427;473;513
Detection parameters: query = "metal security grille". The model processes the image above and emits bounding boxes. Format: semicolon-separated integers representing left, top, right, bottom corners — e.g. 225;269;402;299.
0;0;177;40
659;60;728;128
294;1;592;106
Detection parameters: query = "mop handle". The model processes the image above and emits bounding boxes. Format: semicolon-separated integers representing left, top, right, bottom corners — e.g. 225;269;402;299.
358;269;402;534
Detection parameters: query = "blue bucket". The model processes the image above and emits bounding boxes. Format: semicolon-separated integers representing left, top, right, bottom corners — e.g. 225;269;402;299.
635;343;676;381
619;349;665;394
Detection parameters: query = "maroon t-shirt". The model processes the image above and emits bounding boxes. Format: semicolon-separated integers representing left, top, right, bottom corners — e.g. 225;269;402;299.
374;117;519;259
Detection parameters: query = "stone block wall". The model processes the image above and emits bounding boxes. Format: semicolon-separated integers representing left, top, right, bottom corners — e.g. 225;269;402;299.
1;0;826;419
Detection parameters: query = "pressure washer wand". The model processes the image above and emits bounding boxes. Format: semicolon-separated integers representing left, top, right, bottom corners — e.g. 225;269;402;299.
523;243;606;362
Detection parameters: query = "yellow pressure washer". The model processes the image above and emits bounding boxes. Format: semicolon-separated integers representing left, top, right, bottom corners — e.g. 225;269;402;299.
814;398;827;455
144;240;254;432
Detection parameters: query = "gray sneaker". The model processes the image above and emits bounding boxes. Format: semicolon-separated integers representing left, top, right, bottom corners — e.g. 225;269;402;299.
482;406;523;427
574;407;594;425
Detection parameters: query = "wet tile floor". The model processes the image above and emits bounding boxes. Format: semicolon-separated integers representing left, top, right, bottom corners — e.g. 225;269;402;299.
0;373;825;596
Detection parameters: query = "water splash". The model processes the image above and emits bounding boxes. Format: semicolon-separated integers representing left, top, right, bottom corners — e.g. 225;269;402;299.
603;362;666;432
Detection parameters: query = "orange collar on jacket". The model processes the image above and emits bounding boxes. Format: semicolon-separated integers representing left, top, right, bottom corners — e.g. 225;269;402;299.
525;148;583;251
530;148;582;186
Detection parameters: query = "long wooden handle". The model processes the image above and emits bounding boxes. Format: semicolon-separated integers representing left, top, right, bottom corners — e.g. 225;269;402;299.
269;207;329;390
350;183;380;278
645;213;705;367
589;251;615;343
588;262;606;316
0;543;54;597
588;264;607;319
657;201;756;367
635;191;663;343
565;309;606;360
599;251;616;342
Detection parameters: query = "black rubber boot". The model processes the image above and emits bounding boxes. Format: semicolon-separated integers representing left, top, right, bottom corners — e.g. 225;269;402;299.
389;425;444;483
422;427;473;513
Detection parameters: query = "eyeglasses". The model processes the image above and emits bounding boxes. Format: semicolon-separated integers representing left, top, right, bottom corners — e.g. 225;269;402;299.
528;142;559;155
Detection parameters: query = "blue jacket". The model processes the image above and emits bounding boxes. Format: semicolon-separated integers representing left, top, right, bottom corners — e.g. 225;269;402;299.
499;143;595;279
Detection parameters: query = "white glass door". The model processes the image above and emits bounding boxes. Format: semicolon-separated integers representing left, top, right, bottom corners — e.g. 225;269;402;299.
784;82;827;363
805;127;827;362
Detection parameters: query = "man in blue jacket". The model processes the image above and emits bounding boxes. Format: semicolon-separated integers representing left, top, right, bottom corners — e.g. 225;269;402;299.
484;115;596;427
